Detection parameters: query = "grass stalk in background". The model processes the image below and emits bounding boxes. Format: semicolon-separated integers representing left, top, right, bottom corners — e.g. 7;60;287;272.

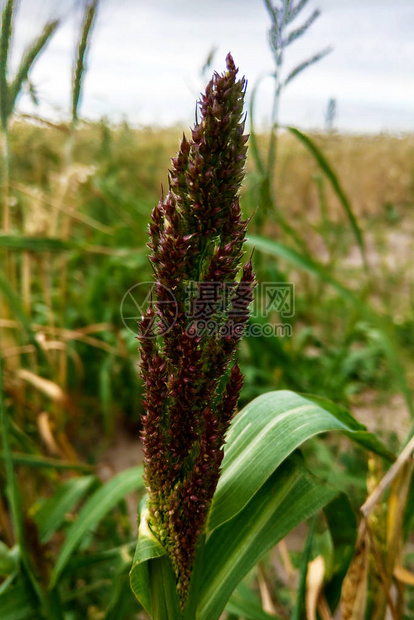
288;126;368;270
0;0;14;233
57;0;100;327
0;0;59;232
72;0;99;129
250;0;331;229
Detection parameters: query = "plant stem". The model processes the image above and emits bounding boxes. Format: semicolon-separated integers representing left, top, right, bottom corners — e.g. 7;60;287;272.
0;123;10;232
266;83;280;200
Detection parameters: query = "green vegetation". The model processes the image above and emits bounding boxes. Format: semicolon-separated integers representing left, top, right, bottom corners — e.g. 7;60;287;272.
0;0;414;618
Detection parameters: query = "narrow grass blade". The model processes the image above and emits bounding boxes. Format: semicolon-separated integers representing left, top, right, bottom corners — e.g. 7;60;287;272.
10;181;113;234
283;49;332;89
245;234;355;301
9;19;60;112
0;272;46;362
284;10;321;47
0;0;14;128
0;356;21;548
0;451;93;472
50;466;144;586
35;475;97;543
287;127;367;269
292;514;317;620
0;236;71;252
100;355;114;436
288;0;311;22
403;470;414;540
248;74;269;175
323;494;357;611
72;0;99;122
0;357;44;609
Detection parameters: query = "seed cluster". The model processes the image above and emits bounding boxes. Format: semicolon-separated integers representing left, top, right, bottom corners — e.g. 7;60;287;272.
138;54;255;602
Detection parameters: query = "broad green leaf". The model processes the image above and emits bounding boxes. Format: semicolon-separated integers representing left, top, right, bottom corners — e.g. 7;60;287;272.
198;456;336;620
130;499;181;619
287;126;367;270
226;582;280;619
50;466;143;586
302;393;395;458
207;390;393;533
34;475;96;543
149;555;183;620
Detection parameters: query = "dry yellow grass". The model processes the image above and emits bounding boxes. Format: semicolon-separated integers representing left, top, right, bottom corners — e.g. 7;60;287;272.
255;131;414;221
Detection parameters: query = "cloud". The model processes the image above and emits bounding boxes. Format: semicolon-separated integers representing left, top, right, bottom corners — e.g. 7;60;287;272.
11;0;414;132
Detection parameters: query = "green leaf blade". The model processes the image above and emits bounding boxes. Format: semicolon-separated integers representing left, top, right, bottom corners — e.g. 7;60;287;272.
0;583;36;620
199;457;336;620
35;475;96;543
50;466;143;587
287;126;367;270
130;500;182;619
207;390;392;533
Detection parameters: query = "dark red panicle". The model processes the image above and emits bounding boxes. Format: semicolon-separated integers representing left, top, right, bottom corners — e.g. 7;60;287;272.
138;53;255;603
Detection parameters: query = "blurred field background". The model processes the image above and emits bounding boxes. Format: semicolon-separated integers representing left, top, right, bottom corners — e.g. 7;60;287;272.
1;0;414;618
4;122;414;449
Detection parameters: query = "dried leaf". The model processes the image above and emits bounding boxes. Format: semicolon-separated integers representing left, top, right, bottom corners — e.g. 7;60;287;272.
340;524;369;620
394;565;414;586
306;555;325;620
37;412;63;457
17;369;66;404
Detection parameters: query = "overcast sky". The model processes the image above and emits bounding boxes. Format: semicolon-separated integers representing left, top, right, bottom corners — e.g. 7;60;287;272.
7;0;414;133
